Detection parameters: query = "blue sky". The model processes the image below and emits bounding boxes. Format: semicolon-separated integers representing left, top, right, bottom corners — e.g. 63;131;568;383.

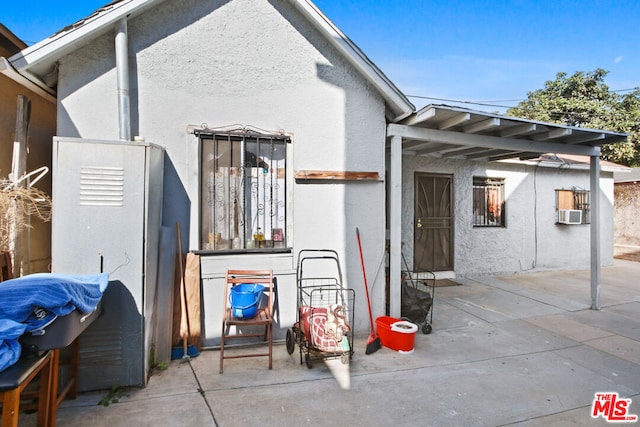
3;0;639;112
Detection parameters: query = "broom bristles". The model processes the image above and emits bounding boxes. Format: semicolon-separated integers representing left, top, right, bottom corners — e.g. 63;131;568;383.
365;334;381;355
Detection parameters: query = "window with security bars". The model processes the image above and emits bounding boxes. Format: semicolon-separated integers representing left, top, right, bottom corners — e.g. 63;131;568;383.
555;188;590;224
197;129;289;251
473;177;505;227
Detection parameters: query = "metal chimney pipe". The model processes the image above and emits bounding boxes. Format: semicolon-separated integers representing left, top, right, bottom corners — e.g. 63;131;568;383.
115;18;131;141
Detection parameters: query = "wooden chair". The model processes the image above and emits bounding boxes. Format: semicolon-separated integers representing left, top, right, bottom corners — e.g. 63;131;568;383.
0;350;55;427
0;253;85;427
0;252;12;282
0;253;56;426
220;269;275;373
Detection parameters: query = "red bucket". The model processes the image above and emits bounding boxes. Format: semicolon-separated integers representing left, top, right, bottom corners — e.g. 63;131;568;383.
375;316;418;352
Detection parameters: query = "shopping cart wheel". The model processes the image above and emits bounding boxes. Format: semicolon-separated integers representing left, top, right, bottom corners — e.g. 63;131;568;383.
422;323;432;334
305;353;312;369
286;328;296;355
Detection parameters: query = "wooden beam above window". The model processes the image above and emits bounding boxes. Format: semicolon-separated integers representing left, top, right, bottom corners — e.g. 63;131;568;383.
294;170;380;181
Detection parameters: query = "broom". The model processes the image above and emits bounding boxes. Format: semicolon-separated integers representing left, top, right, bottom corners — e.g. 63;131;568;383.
356;228;381;354
172;222;199;361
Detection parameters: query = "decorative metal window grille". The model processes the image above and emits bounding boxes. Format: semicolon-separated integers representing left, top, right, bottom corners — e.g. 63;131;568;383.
473;177;505;227
555;188;590;224
197;129;289;251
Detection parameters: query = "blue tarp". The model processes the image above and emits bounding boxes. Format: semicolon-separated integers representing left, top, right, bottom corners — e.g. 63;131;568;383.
0;273;108;372
0;320;26;372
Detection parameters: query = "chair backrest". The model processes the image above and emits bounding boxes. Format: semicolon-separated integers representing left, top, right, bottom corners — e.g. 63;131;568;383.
0;252;13;282
224;269;274;315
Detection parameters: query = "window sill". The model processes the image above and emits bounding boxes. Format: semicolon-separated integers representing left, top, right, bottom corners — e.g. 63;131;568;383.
194;247;293;256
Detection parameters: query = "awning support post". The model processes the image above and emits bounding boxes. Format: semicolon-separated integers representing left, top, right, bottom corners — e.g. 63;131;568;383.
590;153;601;310
389;135;403;318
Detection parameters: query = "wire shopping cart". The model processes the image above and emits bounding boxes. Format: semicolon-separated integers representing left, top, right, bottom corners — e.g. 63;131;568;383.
286;249;355;368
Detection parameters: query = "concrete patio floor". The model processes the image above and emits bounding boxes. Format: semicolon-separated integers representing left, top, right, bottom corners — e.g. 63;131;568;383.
22;259;640;426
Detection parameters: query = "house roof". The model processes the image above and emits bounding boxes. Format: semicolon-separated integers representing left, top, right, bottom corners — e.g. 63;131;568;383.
6;0;414;121
517;154;630;173
0;24;56;103
389;104;628;161
0;23;28;57
614;167;640;183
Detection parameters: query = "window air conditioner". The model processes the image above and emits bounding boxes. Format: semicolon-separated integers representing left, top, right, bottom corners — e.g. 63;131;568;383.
558;209;582;225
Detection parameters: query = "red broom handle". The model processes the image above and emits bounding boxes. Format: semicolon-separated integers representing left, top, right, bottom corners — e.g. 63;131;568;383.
356;228;375;332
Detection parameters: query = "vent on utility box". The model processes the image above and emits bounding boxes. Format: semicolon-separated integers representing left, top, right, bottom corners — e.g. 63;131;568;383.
79;166;124;207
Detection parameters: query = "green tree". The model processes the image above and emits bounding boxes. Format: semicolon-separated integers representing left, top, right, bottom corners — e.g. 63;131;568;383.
507;68;640;167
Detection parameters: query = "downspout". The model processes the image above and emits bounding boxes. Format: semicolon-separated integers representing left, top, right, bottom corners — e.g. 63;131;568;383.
115;17;131;142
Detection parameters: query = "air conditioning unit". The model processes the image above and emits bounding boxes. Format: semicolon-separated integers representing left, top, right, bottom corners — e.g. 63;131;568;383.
558;209;582;224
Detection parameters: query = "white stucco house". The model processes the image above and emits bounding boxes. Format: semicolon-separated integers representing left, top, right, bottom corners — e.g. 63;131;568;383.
6;0;627;387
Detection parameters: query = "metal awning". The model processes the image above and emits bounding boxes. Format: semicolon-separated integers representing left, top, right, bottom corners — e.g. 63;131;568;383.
385;104;628;320
387;104;626;160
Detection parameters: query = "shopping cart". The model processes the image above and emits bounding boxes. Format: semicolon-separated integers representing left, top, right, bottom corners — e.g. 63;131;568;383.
401;270;434;334
286;249;355;368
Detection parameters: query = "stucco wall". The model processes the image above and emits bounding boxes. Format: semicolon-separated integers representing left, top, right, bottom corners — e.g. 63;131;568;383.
401;155;615;277
55;0;387;341
0;74;55;273
615;182;640;247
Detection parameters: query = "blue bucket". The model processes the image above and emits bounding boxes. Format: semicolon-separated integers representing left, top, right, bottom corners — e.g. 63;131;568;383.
230;283;265;319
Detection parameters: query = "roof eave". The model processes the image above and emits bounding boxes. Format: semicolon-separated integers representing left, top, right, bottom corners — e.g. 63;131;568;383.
10;0;416;121
0;57;56;103
390;104;629;162
291;0;414;121
8;0;163;82
502;157;631;173
405;104;627;145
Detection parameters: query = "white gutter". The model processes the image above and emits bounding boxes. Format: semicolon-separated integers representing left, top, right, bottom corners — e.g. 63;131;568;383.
115;18;131;142
0;57;56;104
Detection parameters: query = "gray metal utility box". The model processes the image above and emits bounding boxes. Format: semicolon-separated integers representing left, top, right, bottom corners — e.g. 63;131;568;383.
52;137;164;391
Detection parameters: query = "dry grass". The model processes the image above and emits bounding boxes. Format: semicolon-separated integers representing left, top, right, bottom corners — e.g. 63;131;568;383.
0;178;51;252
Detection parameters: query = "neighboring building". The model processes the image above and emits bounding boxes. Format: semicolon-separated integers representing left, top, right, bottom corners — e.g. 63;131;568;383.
398;145;628;277
613;167;640;261
6;0;627;387
1;23;57;274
